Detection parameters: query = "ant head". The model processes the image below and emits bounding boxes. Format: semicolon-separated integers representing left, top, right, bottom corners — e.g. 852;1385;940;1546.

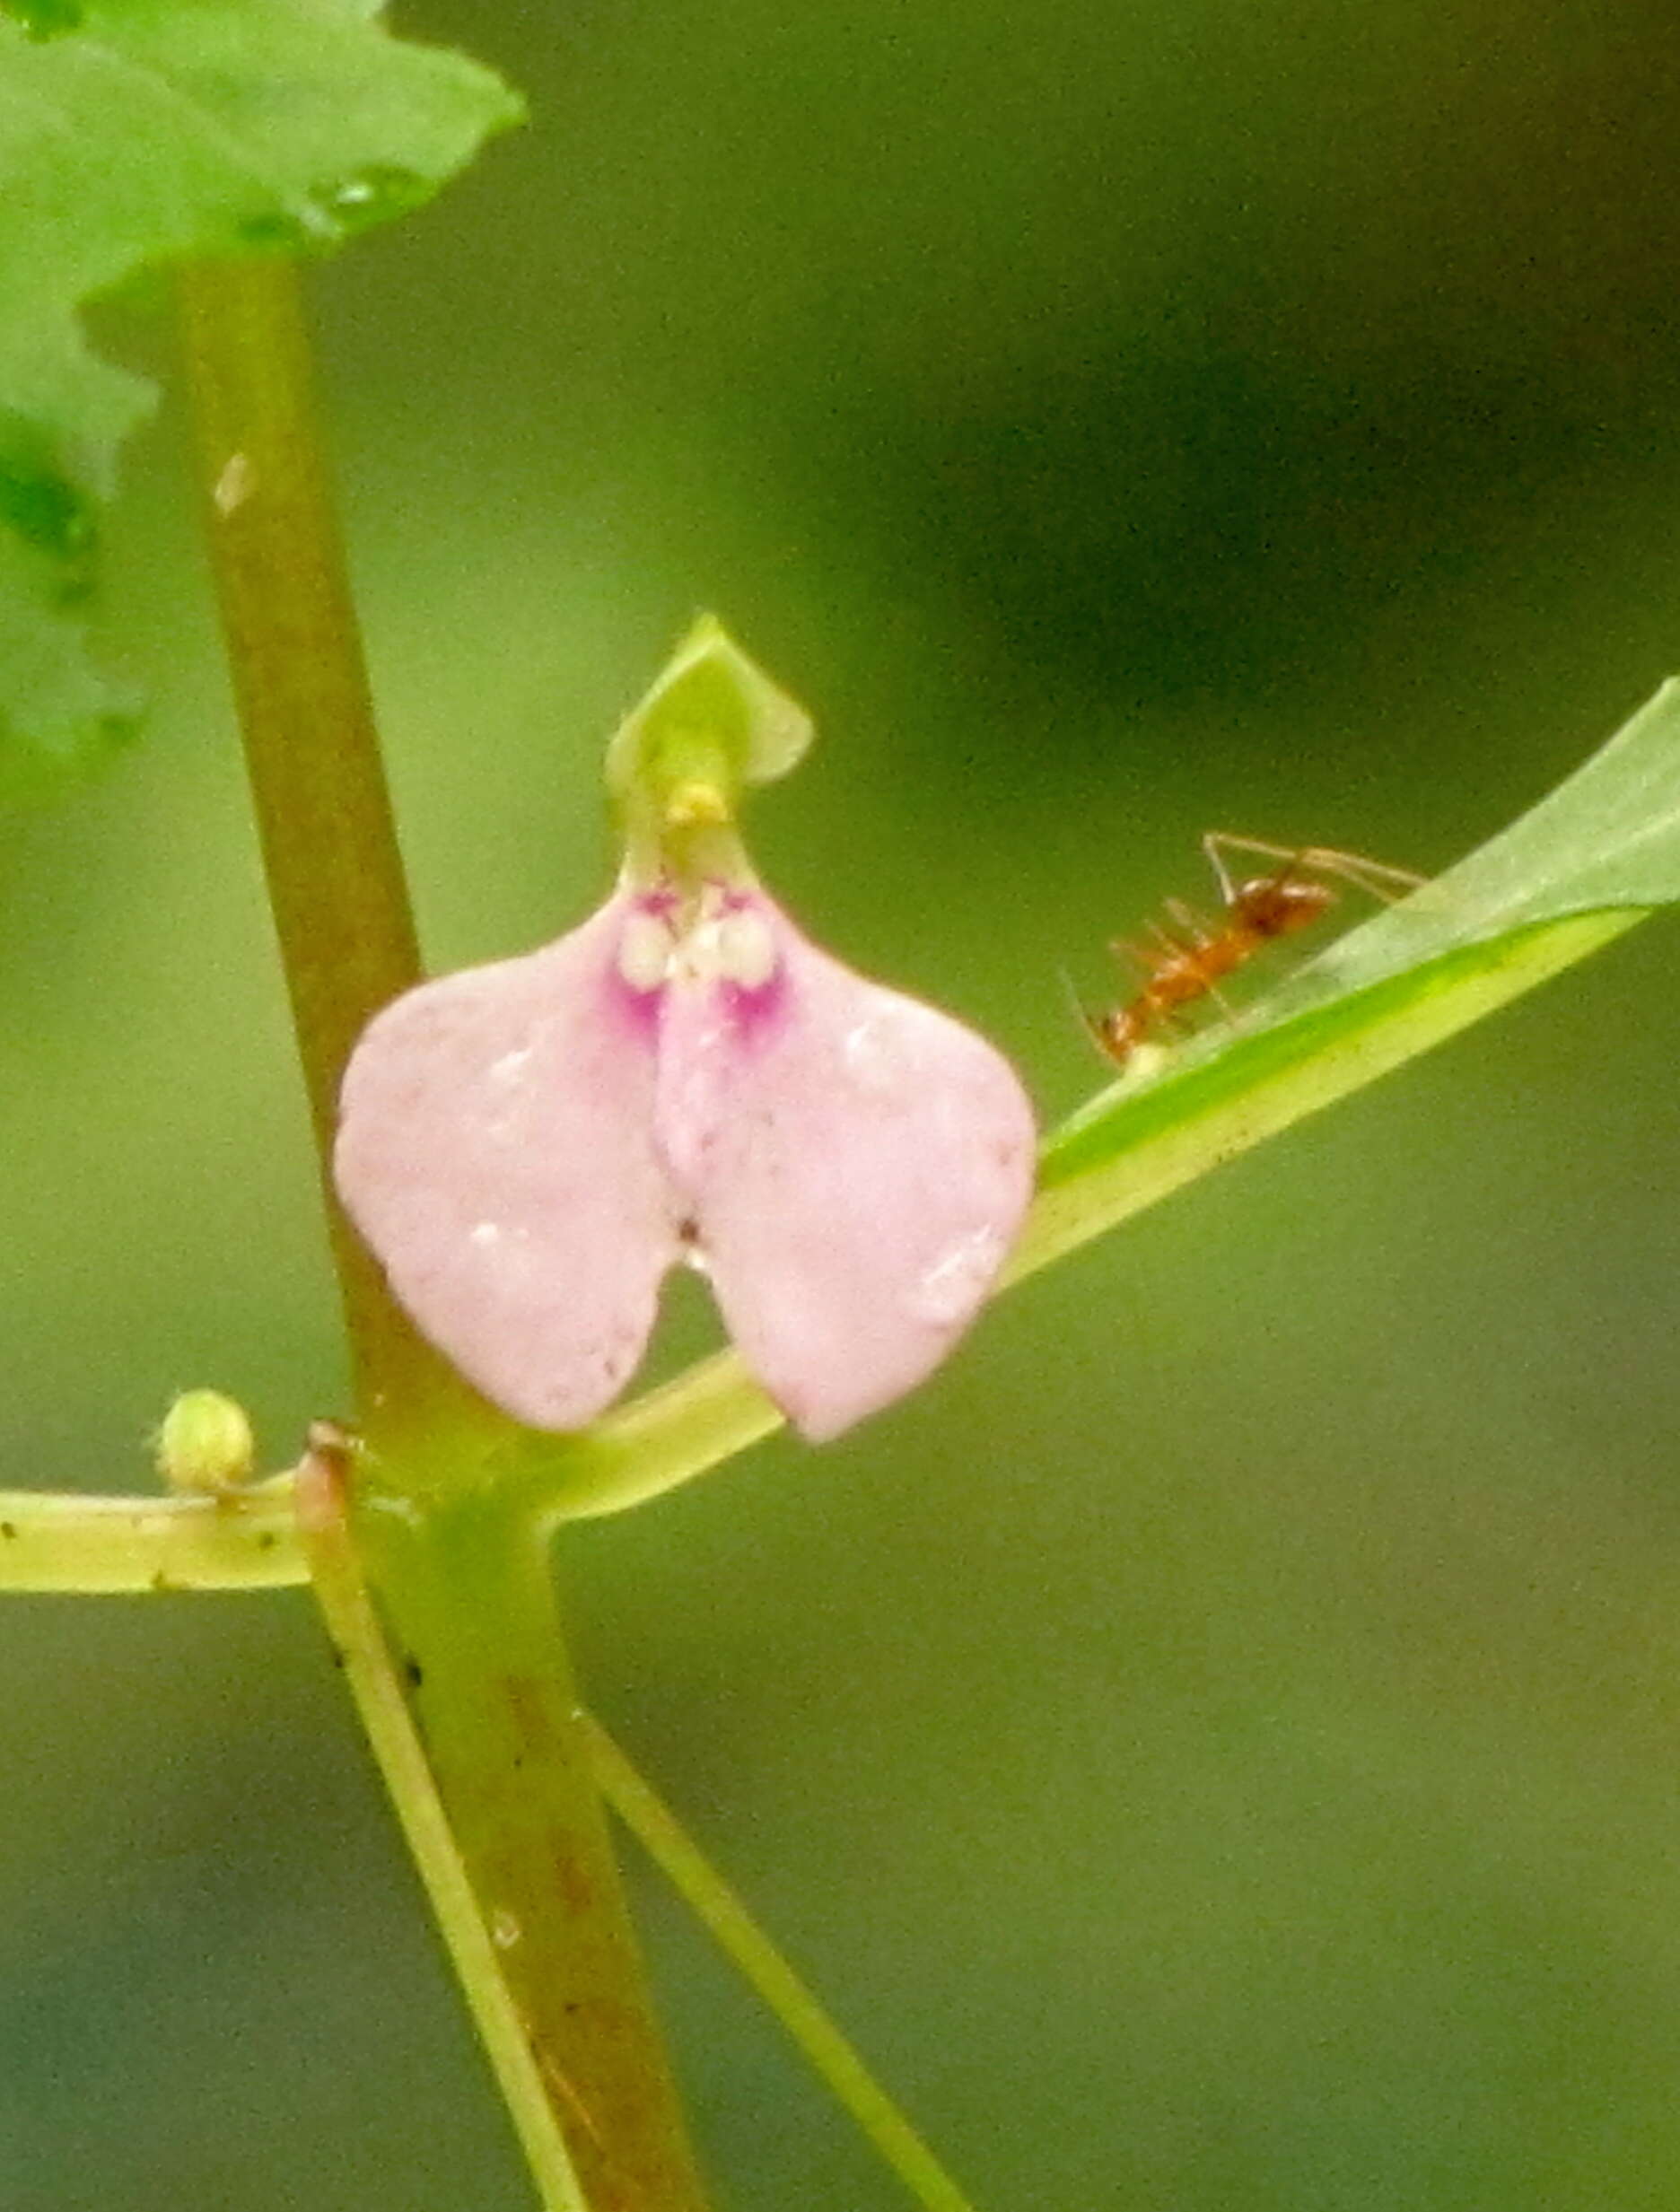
1238;874;1337;936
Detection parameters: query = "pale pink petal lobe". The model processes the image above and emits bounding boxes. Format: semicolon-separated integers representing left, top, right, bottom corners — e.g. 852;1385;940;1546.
656;904;1037;1441
333;896;683;1429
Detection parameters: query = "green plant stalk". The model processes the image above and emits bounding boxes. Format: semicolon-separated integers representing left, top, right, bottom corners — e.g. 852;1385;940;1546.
0;1482;302;1591
582;1713;979;2212
296;1433;589;2212
177;255;709;2210
360;1493;710;2211
176;255;483;1443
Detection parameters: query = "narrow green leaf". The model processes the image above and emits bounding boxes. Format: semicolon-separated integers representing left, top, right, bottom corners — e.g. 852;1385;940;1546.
0;0;521;795
1027;680;1680;1263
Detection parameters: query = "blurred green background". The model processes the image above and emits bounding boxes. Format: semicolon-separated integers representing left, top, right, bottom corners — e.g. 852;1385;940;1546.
5;0;1680;2204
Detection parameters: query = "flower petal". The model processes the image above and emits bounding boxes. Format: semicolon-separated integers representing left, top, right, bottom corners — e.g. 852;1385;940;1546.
655;902;1037;1441
333;896;683;1428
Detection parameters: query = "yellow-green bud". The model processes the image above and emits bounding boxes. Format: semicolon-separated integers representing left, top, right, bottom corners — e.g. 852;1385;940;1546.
154;1389;256;1497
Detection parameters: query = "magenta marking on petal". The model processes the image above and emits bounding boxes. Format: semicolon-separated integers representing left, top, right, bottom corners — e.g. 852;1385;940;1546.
704;887;790;1045
601;963;666;1042
630;879;682;919
717;965;790;1047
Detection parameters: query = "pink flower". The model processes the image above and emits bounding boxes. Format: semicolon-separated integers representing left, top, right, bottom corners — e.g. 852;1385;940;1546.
333;624;1037;1441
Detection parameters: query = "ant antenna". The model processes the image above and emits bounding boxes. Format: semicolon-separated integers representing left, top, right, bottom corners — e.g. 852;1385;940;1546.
1059;967;1115;1065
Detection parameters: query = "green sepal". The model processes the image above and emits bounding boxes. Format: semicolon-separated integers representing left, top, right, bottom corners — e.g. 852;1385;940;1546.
606;618;815;871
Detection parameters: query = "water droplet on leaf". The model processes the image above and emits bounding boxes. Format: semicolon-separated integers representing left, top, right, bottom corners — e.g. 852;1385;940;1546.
311;166;428;235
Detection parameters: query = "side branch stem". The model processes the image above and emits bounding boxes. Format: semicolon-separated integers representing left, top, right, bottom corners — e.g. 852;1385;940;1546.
0;1482;302;1592
297;1438;589;2211
584;1715;978;2212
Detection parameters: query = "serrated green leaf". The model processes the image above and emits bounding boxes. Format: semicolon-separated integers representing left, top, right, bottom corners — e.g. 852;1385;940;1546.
0;531;138;798
0;0;522;797
1024;681;1680;1272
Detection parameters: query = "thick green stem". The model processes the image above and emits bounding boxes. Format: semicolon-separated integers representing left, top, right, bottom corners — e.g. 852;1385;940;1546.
361;1496;711;2211
177;256;483;1443
178;256;707;2210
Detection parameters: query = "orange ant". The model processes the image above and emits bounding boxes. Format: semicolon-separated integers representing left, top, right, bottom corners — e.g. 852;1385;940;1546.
1089;833;1424;1068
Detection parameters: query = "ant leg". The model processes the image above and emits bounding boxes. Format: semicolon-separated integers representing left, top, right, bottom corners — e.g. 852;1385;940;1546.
1107;935;1162;978
1200;828;1320;902
1205;830;1304;867
1201;830;1242;905
1146;918;1192;958
1059;969;1119;1064
1203;830;1307;894
1164;896;1218;946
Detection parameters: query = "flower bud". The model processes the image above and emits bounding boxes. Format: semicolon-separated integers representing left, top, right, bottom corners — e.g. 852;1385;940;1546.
154;1389;256;1496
